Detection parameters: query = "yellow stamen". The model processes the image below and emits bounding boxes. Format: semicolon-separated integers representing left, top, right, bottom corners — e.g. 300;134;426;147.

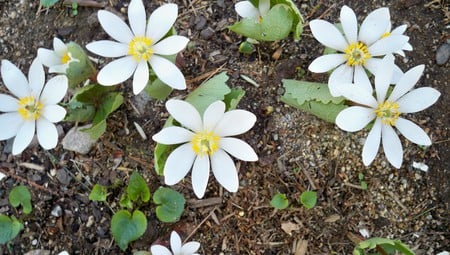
17;96;43;120
344;42;371;66
381;31;391;39
128;36;154;62
61;52;71;64
374;101;400;126
191;131;220;157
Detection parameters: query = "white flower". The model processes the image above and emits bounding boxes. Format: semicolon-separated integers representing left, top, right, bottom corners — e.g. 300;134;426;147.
235;0;270;22
86;0;189;95
151;231;201;255
152;99;258;198
308;5;409;96
335;55;440;168
0;59;68;155
382;22;413;57
37;37;79;74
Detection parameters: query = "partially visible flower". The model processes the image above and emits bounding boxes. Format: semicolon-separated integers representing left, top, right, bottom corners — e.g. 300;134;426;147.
151;231;201;255
308;5;409;96
152;99;258;198
37;37;79;74
381;22;413;57
0;59;68;155
235;0;270;22
335;55;440;168
86;0;189;95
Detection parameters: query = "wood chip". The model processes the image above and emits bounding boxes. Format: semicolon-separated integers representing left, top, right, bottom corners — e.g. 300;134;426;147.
324;214;341;223
18;162;45;172
188;197;222;208
294;239;308;255
133;121;147;140
281;222;299;236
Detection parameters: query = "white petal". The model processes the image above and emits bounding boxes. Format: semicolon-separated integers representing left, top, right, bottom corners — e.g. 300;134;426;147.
220;137;258;161
166;99;203;133
213;110;256;137
397;87;441;113
191;155;210;199
354;65;373;94
150;245;172;255
152;35;189;56
48;64;69;74
170;231;182;253
364;57;381;76
388;65;424;102
128;0;146;36
338;84;378;107
28;58;45;96
368;35;409;56
391;63;404;84
203;101;225;131
132;61;149;95
211;149;239;192
374;55;394;103
149;55;186;90
336;106;375;132
97;56;137;86
258;0;270;16
40;75;68;105
0;94;18;112
235;1;259;19
381;124;403;169
41;105;66;123
328;64;354;97
98;10;133;44
12;120;35;155
37;48;61;67
308;54;346;73
395;118;431;146
309;20;348;51
1;60;30;98
358;7;390;46
0;113;23;140
340;5;358;43
181;242;201;254
85;40;128;58
362;118;382;166
164;143;196;185
53;37;67;56
152;126;194;144
147;3;178;43
36;118;58;150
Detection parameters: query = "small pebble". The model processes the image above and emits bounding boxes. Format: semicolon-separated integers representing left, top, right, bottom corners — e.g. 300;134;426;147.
436;43;450;65
51;205;63;217
200;27;215;40
31;239;38;245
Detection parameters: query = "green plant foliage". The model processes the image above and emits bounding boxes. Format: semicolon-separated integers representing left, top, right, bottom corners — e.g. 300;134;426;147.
153;187;185;223
89;184;109;202
144;78;173;100
239;41;255;54
353;237;415;255
65;42;96;87
280;80;348;123
40;0;60;8
154;72;245;175
127;172;150;203
299;191;317;209
119;194;133;210
111;210;147;251
270;193;289;209
0;215;23;244
9;185;32;214
133;252;151;255
272;0;304;40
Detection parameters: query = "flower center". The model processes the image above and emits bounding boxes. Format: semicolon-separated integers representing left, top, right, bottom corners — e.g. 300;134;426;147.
61;52;71;64
128;36;154;62
381;32;391;39
191;132;220;157
374;101;400;126
344;42;371;66
18;96;43;120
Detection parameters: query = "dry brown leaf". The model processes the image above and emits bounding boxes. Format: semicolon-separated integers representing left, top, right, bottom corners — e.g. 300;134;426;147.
281;222;299;235
324;214;341;223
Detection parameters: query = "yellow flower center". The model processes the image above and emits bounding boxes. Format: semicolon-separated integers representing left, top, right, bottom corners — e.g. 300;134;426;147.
344;42;371;66
381;31;391;39
374;101;400;126
128;36;154;62
191;132;220;157
61;52;71;64
17;96;43;120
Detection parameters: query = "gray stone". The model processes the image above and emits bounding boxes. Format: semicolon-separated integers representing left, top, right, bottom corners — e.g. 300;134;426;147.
56;169;72;186
62;124;98;154
436;43;450;65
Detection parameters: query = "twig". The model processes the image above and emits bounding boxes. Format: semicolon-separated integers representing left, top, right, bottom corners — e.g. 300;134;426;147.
186;63;228;85
185;207;216;242
386;189;409;213
0;167;59;196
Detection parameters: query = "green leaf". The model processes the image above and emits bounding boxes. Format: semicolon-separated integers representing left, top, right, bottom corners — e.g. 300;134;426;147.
354;238;415;255
40;0;60;8
82;120;107;139
119;194;133;210
281;80;347;123
127;172;150;203
299;191;317;209
224;88;246;110
133;252;151;255
153;187;185;223
229;4;294;41
0;215;23;244
65;42;96;87
65;100;96;122
271;0;304;40
89;184;109;202
144;78;173;100
9;185;32;214
270;193;289;209
111;210;147;251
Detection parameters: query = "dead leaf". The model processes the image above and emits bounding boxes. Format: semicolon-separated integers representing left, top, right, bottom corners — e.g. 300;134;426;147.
281;222;299;235
294;239;308;255
324;214;340;223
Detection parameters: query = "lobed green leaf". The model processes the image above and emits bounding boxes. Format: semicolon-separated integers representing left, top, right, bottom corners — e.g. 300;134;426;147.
270;193;289;209
299;191;317;209
153;187;185;223
127;172;151;203
111;210;147;251
0;215;23;244
89;184;109;202
9;185;32;214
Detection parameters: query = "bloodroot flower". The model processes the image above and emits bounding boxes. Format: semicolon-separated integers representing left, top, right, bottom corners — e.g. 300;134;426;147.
152;99;258;198
37;37;79;74
308;5;410;96
151;231;201;255
335;55;440;168
235;0;270;22
0;59;68;155
86;0;189;94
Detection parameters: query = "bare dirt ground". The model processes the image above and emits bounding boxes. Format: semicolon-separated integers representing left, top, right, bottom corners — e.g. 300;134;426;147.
0;0;449;254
